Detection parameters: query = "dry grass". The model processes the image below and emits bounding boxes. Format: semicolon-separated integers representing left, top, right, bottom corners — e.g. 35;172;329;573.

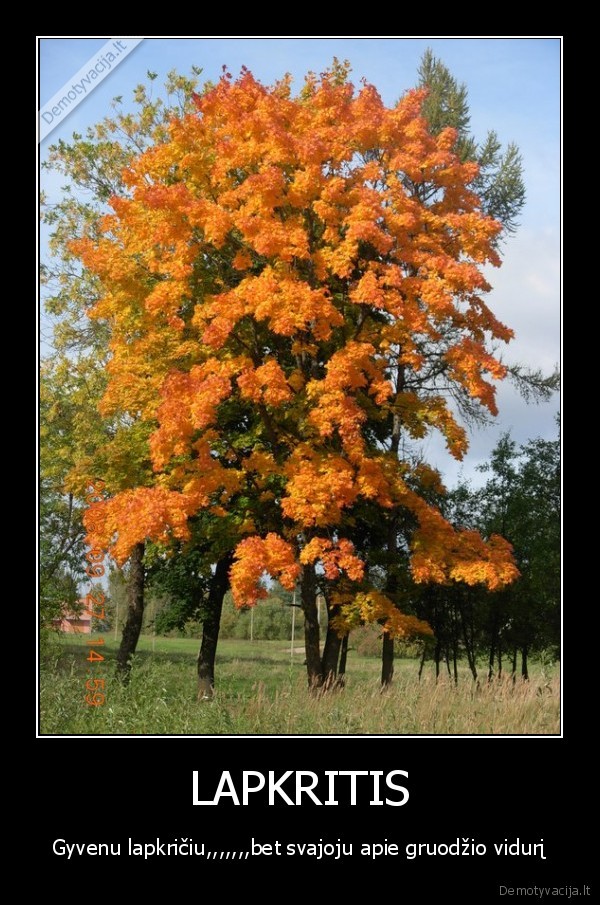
40;635;559;736
232;673;559;736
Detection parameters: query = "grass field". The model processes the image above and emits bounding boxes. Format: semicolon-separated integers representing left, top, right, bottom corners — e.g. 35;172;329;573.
39;634;560;736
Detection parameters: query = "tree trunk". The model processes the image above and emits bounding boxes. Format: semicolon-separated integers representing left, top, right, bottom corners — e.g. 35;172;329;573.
338;634;349;685
197;553;233;701
461;611;478;682
497;644;503;679
511;647;518;684
381;378;403;688
488;637;496;682
301;563;322;690
460;606;477;682
381;633;394;688
116;542;145;680
381;513;399;688
321;602;342;689
521;643;529;681
450;603;459;684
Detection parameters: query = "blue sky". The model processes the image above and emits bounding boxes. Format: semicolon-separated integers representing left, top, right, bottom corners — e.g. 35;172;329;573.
39;37;561;485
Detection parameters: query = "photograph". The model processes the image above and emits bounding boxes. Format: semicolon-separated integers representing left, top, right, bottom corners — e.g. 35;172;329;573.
36;36;581;901
40;36;560;739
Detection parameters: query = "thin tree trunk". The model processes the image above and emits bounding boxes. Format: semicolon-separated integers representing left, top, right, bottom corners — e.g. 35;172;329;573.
301;563;322;690
381;633;395;688
321;602;342;689
338;633;349;686
497;644;503;679
521;644;529;681
451;604;459;684
461;610;478;682
488;637;496;682
197;554;233;701
445;647;452;678
434;640;441;680
116;542;145;680
381;513;399;688
511;647;518;684
381;371;403;688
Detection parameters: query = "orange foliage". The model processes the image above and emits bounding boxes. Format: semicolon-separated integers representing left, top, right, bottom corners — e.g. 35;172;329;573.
230;533;300;607
237;360;293;406
72;63;518;620
300;537;364;582
401;489;519;590
84;487;196;564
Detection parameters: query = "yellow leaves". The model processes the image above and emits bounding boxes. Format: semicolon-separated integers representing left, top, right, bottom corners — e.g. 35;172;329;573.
445;532;520;590
282;449;358;527
392;393;469;460
282;448;398;526
181;438;242;505
333;590;433;639
286;163;325;208
230;533;300;607
242;450;280;481
445;339;509;417
189;198;234;247
242;268;343;340
234;212;309;262
193;268;344;348
356;457;394;507
316;341;377;392
287;369;306;392
144;280;189;320
308;390;366;452
407;494;519;590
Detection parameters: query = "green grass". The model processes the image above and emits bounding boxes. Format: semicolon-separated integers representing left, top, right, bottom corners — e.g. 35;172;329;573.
39;634;560;736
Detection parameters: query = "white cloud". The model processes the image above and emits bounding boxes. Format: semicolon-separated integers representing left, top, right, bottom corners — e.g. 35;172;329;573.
422;227;560;487
487;227;560;368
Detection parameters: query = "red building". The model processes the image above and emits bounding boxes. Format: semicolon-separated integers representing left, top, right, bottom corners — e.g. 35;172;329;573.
53;607;92;634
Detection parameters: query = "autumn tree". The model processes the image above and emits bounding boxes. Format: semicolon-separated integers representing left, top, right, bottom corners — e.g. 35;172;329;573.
40;69;235;680
74;61;524;695
42;68;276;692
